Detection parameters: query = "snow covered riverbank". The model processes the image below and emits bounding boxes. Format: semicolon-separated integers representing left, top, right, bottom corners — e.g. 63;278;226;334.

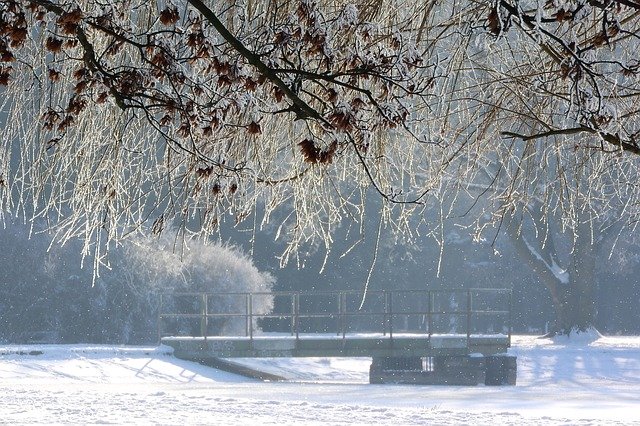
0;335;638;425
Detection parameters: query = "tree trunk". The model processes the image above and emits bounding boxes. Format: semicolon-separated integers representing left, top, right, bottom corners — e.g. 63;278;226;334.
554;220;597;335
506;213;598;336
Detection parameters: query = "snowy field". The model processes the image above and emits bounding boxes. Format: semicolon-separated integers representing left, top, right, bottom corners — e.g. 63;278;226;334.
0;335;639;425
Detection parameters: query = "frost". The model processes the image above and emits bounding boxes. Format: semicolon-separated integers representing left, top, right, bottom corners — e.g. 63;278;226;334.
1;0;639;273
338;4;359;28
523;236;569;285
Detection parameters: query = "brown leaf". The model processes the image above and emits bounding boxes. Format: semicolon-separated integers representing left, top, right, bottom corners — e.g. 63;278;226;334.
159;7;180;26
57;115;74;132
96;92;109;104
319;140;338;164
593;31;608;47
8;27;28;47
66;95;87;114
73;67;89;80
247;121;261;135
57;8;83;34
201;125;213;137
488;8;500;36
41;109;61;130
299;138;320;163
73;80;87;94
196;166;213;178
0;68;11;86
48;68;61;81
45;37;64;53
177;122;190;137
554;8;571;22
244;77;257;92
273;86;284;102
274;31;288;45
326;88;338;103
608;24;620;37
328;110;354;131
217;75;232;87
1;51;14;63
187;32;204;48
160;114;172;126
350;97;366;110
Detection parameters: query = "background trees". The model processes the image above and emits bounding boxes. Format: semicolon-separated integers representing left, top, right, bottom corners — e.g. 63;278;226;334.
0;220;273;343
1;1;640;335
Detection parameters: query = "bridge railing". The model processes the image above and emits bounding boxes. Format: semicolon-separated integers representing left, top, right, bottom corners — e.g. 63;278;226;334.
158;288;512;345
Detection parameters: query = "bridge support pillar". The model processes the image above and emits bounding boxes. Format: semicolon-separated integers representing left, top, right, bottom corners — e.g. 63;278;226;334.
369;355;516;386
484;354;517;386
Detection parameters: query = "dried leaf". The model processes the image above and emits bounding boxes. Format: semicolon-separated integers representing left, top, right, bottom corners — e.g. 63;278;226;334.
45;37;64;53
299;138;320;163
41;109;60;130
48;68;61;81
593;32;608;47
73;67;89;80
196;166;213;178
96;92;109;104
488;8;500;36
57;8;83;34
0;51;14;62
319;140;338;164
273;86;284;102
159;7;180;26
57;115;74;132
326;88;338;103
247;121;261;135
554;8;571;22
66;95;87;114
244;77;257;92
8;27;28;47
217;75;232;87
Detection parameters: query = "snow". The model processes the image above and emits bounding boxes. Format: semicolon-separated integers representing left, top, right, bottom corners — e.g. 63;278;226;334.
1;335;639;425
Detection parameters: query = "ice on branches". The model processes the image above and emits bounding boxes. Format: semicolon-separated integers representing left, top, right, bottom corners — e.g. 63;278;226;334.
0;0;639;267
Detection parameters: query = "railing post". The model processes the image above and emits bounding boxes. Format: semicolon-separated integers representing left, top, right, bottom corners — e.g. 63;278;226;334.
466;289;472;344
427;290;432;338
341;292;347;339
200;293;208;340
245;293;250;337
383;291;388;336
508;289;513;346
290;293;295;336
337;292;342;337
295;292;300;340
157;293;163;344
384;291;393;338
249;293;253;340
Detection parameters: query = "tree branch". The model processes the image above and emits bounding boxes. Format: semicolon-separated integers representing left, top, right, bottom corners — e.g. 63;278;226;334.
185;0;329;126
502;127;640;156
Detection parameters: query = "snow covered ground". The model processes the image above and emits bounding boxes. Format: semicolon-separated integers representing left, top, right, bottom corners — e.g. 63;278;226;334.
0;335;639;425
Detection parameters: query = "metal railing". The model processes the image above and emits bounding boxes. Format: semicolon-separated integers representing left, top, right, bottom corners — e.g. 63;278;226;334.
158;288;512;345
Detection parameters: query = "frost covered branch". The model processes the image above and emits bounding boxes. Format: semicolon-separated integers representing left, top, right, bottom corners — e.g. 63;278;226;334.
0;0;640;269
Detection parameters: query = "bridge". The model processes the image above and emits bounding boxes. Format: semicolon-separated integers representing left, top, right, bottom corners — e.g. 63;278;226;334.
159;289;516;385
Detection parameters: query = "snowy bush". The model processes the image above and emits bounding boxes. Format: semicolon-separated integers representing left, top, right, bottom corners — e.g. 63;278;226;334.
121;235;275;336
